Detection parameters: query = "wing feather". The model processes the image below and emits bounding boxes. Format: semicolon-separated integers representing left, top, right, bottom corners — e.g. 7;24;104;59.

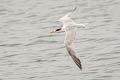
66;45;82;70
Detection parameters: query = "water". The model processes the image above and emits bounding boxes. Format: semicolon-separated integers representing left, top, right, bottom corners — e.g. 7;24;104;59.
0;0;120;80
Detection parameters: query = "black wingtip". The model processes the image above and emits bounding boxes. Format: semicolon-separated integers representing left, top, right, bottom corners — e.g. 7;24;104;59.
80;65;82;71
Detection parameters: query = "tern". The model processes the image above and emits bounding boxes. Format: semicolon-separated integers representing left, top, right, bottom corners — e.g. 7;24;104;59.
49;8;85;70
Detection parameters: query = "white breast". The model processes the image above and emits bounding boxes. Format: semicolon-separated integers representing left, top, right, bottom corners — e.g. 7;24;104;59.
64;25;76;45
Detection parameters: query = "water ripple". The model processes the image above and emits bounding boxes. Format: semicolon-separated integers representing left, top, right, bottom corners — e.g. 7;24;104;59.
0;43;21;47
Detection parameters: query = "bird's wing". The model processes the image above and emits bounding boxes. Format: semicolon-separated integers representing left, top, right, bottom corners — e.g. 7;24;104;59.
65;7;77;17
64;29;82;70
59;7;77;22
65;44;82;70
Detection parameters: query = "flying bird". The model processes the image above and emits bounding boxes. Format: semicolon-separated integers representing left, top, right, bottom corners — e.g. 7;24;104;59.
49;8;86;70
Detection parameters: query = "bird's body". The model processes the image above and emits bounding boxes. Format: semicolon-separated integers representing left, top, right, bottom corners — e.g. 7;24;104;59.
60;14;83;70
49;8;86;70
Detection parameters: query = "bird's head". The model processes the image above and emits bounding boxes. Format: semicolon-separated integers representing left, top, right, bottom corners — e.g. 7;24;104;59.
48;28;62;34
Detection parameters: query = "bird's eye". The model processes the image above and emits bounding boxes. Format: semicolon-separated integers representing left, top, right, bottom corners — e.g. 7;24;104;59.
56;28;61;31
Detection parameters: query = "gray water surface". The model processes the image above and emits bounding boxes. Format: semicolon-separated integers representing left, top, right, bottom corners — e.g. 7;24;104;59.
0;0;120;80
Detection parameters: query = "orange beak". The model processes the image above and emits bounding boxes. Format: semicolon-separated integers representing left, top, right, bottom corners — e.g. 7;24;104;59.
48;31;56;34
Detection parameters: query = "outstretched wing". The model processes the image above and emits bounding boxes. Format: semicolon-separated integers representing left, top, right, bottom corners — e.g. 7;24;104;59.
65;7;77;17
59;7;77;22
65;44;82;70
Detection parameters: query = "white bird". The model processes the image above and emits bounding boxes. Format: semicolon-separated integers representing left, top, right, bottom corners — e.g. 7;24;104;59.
49;8;85;70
